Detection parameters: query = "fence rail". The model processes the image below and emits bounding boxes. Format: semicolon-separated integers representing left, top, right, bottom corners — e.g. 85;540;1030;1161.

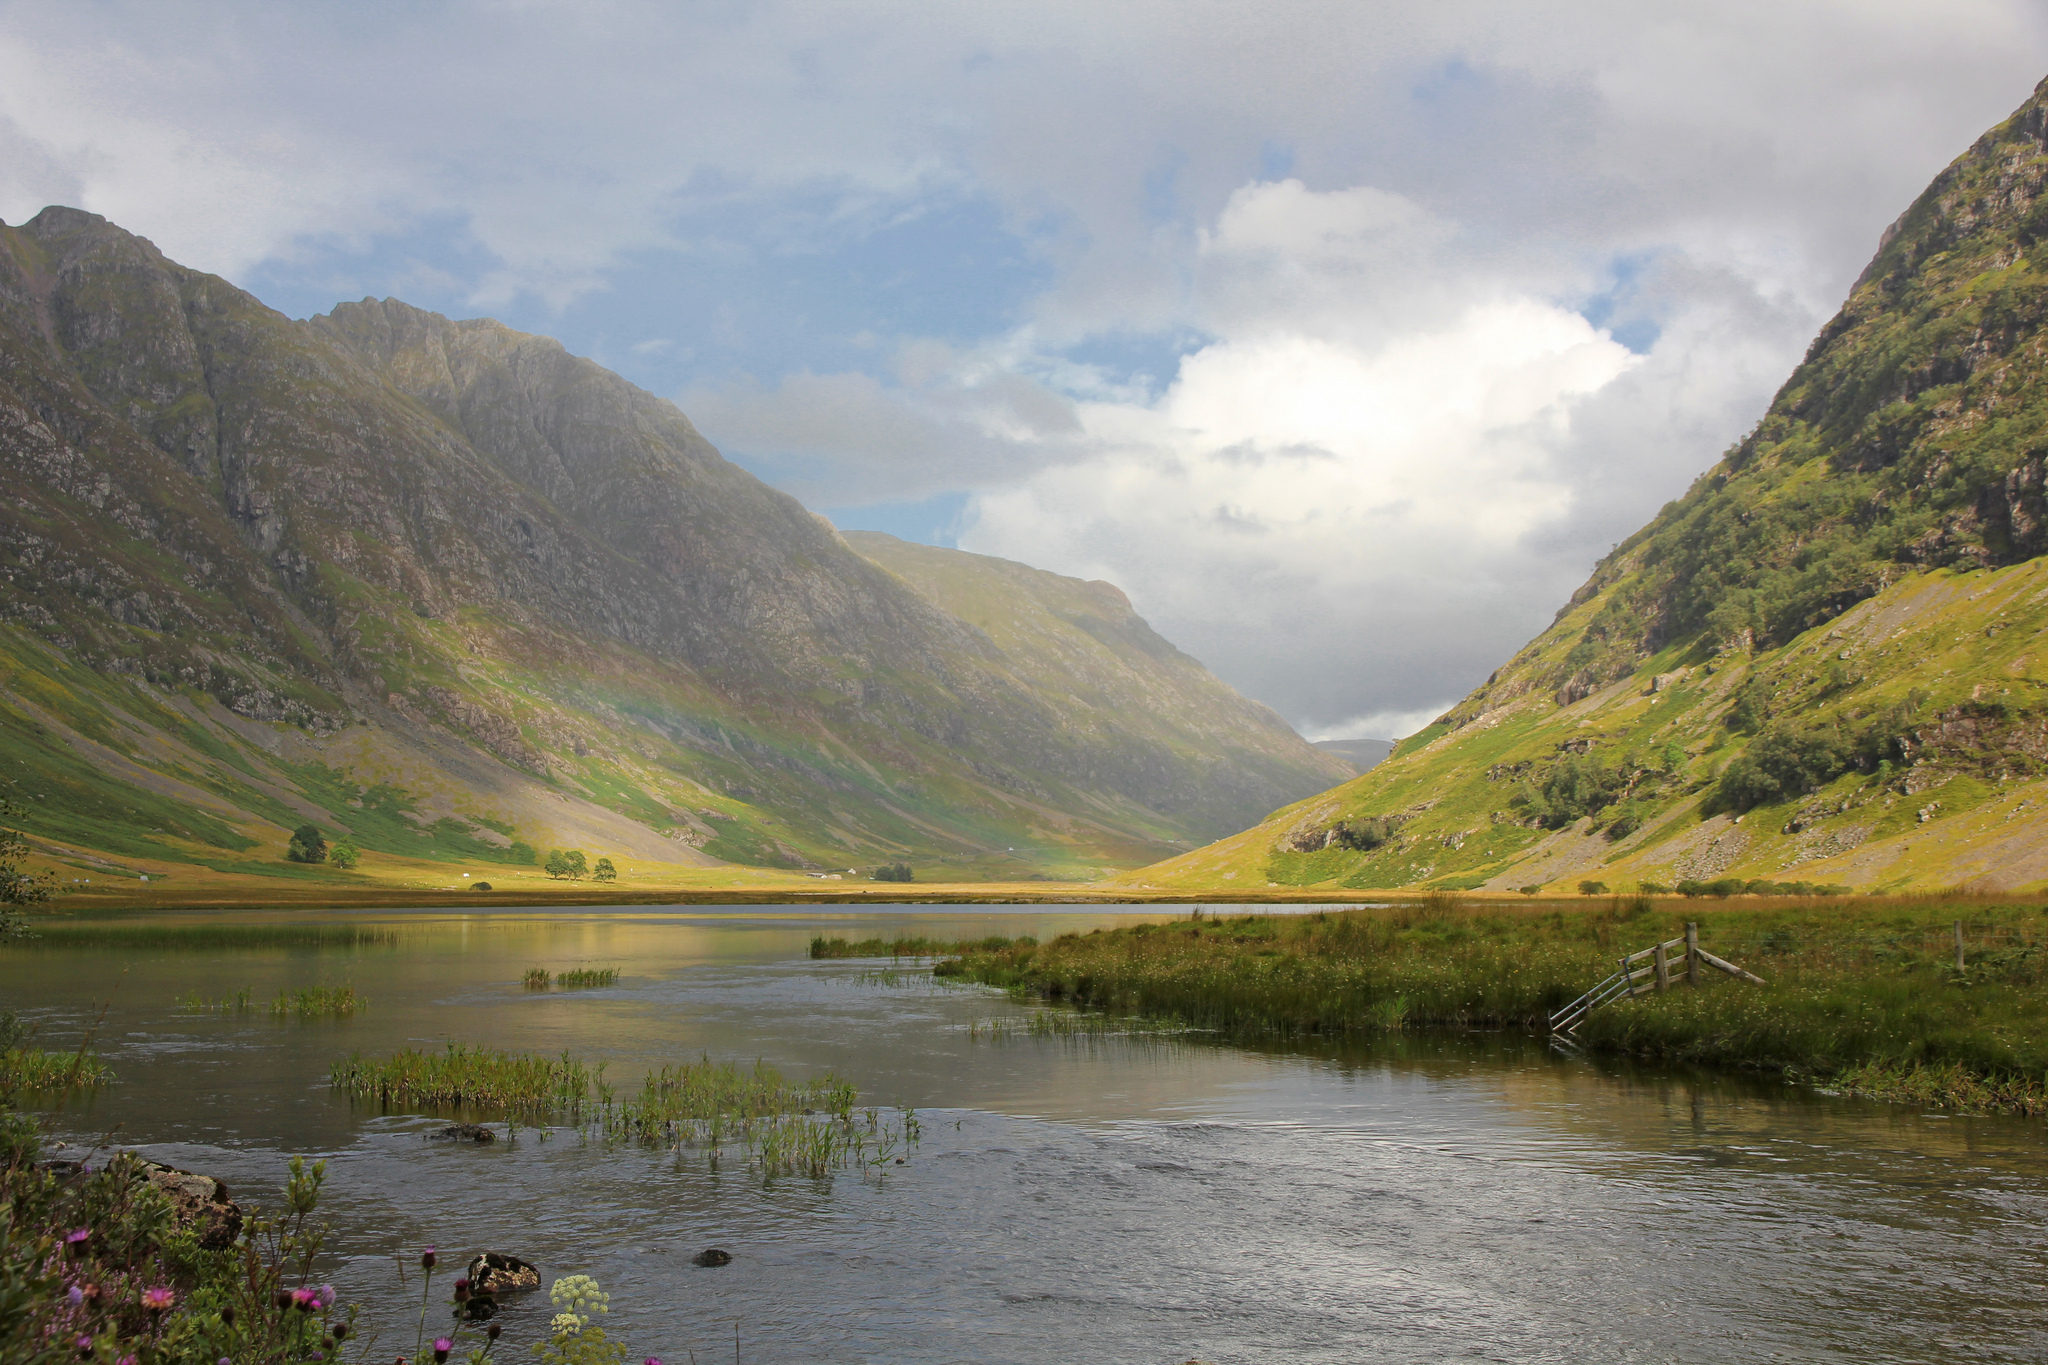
1549;922;1763;1035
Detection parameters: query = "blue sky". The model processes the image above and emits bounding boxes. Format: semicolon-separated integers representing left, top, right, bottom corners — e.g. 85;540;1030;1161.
4;1;2047;737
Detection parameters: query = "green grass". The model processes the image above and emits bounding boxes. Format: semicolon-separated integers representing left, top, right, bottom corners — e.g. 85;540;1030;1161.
0;1047;111;1093
270;984;363;1017
939;894;2048;1112
18;922;410;950
810;933;1030;959
328;1046;908;1177
523;966;618;988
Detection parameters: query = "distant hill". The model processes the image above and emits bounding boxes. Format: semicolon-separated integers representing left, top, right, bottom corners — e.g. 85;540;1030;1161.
0;209;1346;886
1312;738;1396;775
1117;75;2048;896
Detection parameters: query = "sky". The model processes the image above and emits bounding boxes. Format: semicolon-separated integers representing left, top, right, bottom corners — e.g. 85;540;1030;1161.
4;2;2047;741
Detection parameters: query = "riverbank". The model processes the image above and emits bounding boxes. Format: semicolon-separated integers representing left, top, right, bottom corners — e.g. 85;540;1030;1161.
935;892;2048;1114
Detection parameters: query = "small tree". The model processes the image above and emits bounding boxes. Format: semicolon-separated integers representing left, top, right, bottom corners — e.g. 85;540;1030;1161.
287;824;327;863
0;798;52;937
329;839;361;871
544;849;570;879
565;850;588;880
873;862;914;883
591;857;616;883
1578;879;1608;896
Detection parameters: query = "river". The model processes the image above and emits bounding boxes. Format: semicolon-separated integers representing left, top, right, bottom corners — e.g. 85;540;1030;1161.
5;905;2044;1364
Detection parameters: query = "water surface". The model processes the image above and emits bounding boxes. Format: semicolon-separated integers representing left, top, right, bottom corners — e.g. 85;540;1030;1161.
6;906;2044;1364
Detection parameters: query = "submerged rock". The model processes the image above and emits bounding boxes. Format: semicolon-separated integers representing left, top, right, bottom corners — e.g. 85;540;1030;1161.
692;1248;732;1267
429;1124;496;1143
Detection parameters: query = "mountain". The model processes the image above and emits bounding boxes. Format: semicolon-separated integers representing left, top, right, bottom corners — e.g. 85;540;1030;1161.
1312;739;1395;775
1120;75;2048;896
0;207;1347;888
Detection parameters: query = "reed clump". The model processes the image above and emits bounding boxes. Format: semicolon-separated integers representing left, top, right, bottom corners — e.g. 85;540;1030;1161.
811;933;1030;960
0;1047;111;1093
328;1046;911;1177
269;985;362;1018
523;966;618;989
180;987;256;1012
940;894;2048;1112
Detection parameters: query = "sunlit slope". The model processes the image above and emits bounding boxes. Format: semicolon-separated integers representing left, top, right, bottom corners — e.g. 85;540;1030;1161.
1117;75;2048;896
0;209;1343;886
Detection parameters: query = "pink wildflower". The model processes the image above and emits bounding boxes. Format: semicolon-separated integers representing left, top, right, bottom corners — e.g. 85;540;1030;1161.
432;1336;452;1364
142;1286;175;1312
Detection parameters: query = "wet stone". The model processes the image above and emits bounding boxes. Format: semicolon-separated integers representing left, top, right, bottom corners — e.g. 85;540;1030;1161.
428;1124;496;1143
692;1248;733;1267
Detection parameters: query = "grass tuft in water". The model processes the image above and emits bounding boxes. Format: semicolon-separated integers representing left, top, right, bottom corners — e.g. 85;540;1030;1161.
811;933;1030;960
523;966;617;989
180;986;256;1012
0;1047;112;1092
328;1046;912;1178
270;984;363;1017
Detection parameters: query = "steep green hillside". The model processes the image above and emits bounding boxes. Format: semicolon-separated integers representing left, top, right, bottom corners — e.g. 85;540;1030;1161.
0;210;1342;886
1121;75;2048;896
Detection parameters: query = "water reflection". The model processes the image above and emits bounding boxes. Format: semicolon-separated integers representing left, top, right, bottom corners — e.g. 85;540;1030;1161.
5;906;2044;1364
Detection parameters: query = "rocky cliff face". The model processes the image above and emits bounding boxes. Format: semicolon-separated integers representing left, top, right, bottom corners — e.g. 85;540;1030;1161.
0;209;1345;880
1122;75;2048;896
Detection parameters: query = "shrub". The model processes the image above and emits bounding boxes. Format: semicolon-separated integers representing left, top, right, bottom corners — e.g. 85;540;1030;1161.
1329;817;1396;851
1712;722;1858;812
328;840;360;871
872;863;914;883
1578;880;1609;896
285;824;326;864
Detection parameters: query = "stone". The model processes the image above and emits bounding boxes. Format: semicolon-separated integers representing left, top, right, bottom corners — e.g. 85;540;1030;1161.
428;1123;496;1143
692;1248;732;1267
463;1251;541;1319
139;1161;243;1250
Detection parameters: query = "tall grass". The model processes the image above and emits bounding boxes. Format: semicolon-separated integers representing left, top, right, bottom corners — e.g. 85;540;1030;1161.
18;922;410;950
328;1046;910;1176
811;933;1030;960
0;1048;111;1093
270;984;363;1017
940;894;2048;1112
523;967;618;989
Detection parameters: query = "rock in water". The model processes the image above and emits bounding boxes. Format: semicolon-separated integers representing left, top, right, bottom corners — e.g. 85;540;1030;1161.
467;1251;542;1296
692;1248;732;1267
428;1124;496;1143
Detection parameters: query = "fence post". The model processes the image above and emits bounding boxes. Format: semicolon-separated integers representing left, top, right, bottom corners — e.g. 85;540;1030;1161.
1653;940;1669;992
1955;920;1966;972
1685;922;1699;986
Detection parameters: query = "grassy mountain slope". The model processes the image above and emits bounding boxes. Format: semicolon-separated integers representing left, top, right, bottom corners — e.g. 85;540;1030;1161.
1118;75;2048;896
0;210;1342;889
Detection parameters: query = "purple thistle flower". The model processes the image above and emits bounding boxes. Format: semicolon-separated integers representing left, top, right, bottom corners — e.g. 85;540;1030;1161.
433;1336;452;1364
142;1286;175;1312
421;1246;437;1270
67;1285;83;1307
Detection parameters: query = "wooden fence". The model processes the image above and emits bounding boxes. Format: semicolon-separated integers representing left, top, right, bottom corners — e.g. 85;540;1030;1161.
1549;922;1764;1035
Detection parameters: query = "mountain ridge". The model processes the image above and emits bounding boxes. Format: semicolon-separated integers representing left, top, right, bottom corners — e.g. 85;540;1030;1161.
0;207;1346;888
1118;74;2048;896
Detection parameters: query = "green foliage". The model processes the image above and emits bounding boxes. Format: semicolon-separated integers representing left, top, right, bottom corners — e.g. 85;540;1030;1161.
327;839;360;871
0;798;50;935
1327;816;1395;851
531;1275;625;1365
1578;880;1609;896
563;850;587;880
872;862;915;882
543;850;569;879
284;824;326;864
589;857;615;883
1711;723;1859;812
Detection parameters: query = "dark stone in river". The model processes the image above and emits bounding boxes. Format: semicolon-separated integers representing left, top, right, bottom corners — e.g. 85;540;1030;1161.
692;1248;732;1267
467;1251;541;1296
429;1124;497;1143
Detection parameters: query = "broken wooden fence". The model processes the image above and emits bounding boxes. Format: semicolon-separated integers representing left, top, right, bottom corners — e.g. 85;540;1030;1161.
1549;922;1763;1035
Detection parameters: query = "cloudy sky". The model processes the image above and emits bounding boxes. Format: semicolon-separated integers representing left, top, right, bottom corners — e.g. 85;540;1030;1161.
5;2;2046;739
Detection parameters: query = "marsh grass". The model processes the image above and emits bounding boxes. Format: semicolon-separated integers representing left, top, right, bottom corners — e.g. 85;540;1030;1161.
19;921;411;950
967;1011;1197;1040
811;933;1030;960
328;1046;912;1178
939;893;2048;1112
270;984;363;1017
0;1047;112;1092
180;986;256;1012
523;966;618;990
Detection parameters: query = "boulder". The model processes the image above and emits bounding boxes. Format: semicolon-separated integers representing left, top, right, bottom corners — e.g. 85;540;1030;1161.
139;1162;243;1250
467;1251;541;1297
692;1248;732;1267
428;1124;496;1143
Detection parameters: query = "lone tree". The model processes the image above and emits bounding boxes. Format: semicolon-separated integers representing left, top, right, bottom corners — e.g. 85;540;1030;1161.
287;824;327;864
330;839;361;871
591;857;617;883
544;849;570;879
872;862;914;883
564;850;588;880
0;798;52;937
